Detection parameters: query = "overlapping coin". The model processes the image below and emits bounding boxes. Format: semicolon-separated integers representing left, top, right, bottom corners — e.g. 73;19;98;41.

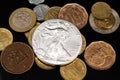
58;3;88;29
9;7;36;32
0;28;13;51
84;41;116;70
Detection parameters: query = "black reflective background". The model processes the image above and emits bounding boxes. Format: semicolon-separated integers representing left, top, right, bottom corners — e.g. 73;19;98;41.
0;0;120;80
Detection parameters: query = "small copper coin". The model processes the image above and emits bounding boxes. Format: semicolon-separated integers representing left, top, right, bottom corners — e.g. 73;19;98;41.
84;41;116;70
58;3;88;29
1;42;34;74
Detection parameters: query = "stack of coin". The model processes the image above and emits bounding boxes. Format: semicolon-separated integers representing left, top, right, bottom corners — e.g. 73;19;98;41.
89;1;120;34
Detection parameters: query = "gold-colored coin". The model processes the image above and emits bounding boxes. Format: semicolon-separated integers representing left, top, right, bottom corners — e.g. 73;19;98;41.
24;31;30;38
0;28;13;51
44;6;61;20
35;57;56;70
91;2;112;19
60;58;87;80
9;7;36;32
94;14;115;29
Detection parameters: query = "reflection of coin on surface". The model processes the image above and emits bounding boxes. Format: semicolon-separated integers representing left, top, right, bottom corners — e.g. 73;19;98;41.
9;7;36;32
0;28;13;51
1;42;34;74
84;41;116;70
60;58;87;80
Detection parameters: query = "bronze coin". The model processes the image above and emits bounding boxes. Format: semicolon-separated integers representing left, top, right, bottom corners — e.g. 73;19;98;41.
1;42;34;74
84;41;116;70
58;3;88;29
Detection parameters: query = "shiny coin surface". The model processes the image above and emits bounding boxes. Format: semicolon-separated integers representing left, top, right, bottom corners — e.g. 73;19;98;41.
91;2;111;19
32;19;82;65
84;41;116;70
33;4;49;21
9;7;36;32
28;0;44;5
58;3;88;29
44;6;61;20
35;57;56;70
1;42;34;74
60;58;87;80
0;28;13;51
89;9;120;34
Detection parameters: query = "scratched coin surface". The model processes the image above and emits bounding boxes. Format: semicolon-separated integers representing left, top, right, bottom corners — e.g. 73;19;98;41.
58;3;88;29
44;6;61;20
84;41;116;70
89;9;120;34
9;7;36;32
0;28;13;51
32;19;82;65
91;2;111;19
60;58;87;80
33;4;49;21
1;42;34;74
28;0;44;5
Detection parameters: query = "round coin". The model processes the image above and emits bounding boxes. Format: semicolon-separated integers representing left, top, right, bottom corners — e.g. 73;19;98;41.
32;19;82;65
9;7;36;32
1;42;34;74
60;58;87;80
84;41;116;70
91;1;112;19
58;3;88;29
44;6;61;20
28;0;45;5
0;28;13;51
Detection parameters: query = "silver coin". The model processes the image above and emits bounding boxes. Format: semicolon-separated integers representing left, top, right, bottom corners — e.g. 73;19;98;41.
28;0;45;5
89;9;120;34
33;4;49;21
32;19;82;65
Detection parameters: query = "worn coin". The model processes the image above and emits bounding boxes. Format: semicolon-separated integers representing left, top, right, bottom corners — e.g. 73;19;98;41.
58;3;88;29
0;28;13;51
44;6;61;20
9;7;36;32
91;1;111;19
32;19;82;65
33;4;49;21
60;58;87;80
1;42;34;74
28;0;45;5
89;9;120;34
84;41;116;70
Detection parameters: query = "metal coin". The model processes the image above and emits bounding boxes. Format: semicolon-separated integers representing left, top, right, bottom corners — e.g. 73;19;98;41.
60;58;87;80
32;19;82;65
28;0;45;5
89;9;120;34
33;4;49;21
91;1;112;19
58;3;88;29
84;41;116;70
44;6;61;20
1;42;34;74
9;7;36;32
0;28;13;51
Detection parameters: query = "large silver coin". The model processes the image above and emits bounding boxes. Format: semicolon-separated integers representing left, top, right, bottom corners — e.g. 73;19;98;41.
89;9;120;34
28;0;45;5
33;4;49;21
32;19;82;65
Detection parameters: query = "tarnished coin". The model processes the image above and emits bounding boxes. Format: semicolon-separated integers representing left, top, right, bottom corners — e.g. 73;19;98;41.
89;9;120;34
35;57;56;70
33;4;49;21
91;2;112;19
60;58;87;80
28;0;45;5
32;19;82;65
44;6;61;20
58;3;88;29
1;42;34;74
9;7;36;32
0;28;13;51
84;41;116;70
